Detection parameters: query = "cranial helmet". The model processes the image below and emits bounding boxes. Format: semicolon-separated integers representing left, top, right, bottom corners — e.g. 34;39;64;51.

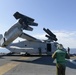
57;44;63;50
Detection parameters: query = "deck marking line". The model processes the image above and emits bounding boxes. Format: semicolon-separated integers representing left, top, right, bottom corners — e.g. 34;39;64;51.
0;57;29;75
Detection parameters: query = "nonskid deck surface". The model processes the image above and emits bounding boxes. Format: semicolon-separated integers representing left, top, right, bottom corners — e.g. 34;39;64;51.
0;55;76;75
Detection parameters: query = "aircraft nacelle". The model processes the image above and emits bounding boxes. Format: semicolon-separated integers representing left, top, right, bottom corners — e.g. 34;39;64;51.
0;12;38;47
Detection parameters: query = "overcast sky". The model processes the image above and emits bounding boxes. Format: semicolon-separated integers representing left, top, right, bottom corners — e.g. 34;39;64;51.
0;0;76;48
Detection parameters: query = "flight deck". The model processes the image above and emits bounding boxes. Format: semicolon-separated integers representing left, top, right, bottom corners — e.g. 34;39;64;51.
0;55;76;75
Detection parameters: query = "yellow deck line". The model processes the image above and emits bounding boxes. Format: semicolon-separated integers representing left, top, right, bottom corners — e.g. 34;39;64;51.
0;57;29;75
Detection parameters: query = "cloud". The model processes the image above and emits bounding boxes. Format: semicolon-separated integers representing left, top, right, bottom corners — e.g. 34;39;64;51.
54;30;76;48
33;30;76;48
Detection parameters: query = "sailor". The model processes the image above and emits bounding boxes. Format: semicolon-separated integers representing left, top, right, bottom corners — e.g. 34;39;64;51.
67;47;70;56
52;44;70;75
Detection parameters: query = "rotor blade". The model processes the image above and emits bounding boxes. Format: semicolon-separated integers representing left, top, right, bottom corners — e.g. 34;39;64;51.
43;28;48;34
29;22;38;26
14;12;38;27
43;28;57;38
47;29;56;37
45;35;57;41
13;12;34;22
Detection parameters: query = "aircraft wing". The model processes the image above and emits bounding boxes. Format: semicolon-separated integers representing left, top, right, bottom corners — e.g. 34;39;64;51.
19;33;41;42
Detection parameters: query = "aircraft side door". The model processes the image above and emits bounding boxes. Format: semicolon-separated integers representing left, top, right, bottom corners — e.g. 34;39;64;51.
47;43;51;52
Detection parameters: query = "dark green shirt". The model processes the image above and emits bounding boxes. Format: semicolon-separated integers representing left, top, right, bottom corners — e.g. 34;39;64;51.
52;49;70;65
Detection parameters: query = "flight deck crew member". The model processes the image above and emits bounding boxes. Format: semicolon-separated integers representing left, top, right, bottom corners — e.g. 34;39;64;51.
52;44;70;75
67;47;70;56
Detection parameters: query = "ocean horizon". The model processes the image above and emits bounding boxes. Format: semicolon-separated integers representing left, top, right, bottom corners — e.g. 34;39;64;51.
69;48;76;54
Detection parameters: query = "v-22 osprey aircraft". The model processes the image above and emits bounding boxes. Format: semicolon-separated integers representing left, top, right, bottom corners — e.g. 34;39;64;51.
0;12;58;55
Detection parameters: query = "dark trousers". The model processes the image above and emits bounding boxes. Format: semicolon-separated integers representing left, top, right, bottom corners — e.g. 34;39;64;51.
56;64;66;75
